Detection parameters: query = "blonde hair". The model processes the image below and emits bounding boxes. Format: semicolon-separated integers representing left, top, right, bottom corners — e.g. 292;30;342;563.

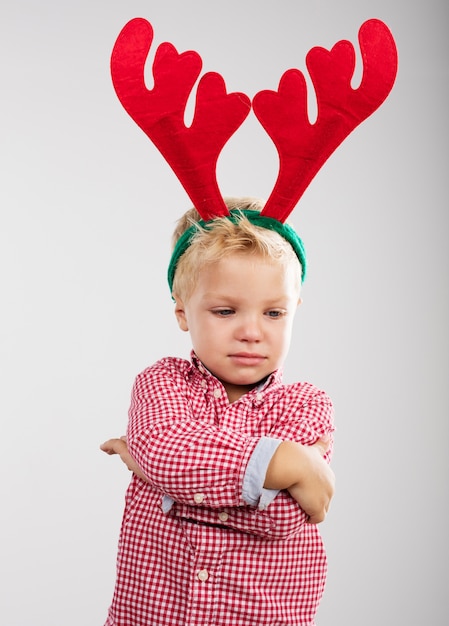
171;197;302;301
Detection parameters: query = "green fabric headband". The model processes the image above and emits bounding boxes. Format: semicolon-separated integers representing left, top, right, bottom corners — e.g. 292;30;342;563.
167;209;307;294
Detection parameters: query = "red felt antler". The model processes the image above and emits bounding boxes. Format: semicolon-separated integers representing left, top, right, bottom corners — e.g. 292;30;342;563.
111;18;251;220
111;18;397;225
253;19;398;222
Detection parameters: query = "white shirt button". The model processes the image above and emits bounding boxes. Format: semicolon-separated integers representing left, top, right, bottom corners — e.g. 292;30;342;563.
197;569;209;582
218;511;229;522
193;493;205;504
201;380;207;388
256;392;263;401
213;388;222;398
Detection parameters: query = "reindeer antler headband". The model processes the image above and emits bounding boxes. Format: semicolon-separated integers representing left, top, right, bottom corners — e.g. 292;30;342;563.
110;17;398;289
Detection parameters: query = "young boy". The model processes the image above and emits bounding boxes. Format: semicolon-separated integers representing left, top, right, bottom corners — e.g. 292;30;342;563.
101;198;335;626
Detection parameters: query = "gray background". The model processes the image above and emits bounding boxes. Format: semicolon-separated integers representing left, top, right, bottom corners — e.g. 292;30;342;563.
1;1;448;624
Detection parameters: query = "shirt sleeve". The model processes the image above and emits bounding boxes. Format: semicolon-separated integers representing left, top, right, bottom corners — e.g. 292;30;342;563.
242;437;282;510
126;363;261;509
162;437;280;513
248;385;334;538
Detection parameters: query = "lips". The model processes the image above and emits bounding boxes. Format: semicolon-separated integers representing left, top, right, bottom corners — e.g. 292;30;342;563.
229;353;266;366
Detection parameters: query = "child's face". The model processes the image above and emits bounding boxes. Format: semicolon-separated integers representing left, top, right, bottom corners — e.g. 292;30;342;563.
175;252;301;402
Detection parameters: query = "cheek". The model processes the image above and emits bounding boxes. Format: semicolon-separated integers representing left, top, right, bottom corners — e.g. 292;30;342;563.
191;316;220;345
277;322;294;351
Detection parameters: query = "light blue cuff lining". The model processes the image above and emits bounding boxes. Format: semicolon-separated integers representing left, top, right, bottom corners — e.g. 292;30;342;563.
162;495;175;513
242;437;283;510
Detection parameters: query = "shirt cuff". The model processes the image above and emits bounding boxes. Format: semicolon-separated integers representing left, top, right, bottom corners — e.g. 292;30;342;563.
242;437;283;510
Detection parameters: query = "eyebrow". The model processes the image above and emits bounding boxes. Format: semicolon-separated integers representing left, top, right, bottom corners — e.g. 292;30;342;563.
201;292;292;306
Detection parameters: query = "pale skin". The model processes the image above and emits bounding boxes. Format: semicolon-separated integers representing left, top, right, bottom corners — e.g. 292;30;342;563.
101;252;334;524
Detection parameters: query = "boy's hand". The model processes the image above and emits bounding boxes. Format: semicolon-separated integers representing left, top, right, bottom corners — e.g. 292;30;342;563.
265;438;335;524
100;437;148;481
287;439;335;524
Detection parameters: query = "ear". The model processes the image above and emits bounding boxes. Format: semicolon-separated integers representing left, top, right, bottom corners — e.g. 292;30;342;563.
174;296;189;331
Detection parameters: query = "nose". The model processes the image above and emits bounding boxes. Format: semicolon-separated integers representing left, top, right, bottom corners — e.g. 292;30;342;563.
235;314;262;342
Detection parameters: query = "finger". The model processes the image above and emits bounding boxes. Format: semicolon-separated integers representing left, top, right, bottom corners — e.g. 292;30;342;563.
100;438;124;454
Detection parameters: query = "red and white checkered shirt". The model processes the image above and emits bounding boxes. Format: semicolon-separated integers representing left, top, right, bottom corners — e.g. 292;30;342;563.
105;354;334;626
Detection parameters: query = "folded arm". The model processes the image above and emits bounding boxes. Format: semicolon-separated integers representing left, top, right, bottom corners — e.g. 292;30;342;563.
116;363;262;509
101;361;335;532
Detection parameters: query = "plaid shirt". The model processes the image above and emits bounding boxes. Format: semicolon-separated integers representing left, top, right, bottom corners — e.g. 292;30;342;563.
105;354;334;626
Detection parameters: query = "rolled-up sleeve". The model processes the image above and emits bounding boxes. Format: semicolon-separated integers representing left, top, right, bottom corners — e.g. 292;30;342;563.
127;363;261;509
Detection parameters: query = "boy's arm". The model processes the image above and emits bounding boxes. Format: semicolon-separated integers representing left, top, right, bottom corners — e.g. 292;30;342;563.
263;439;334;524
100;434;334;524
240;385;335;529
110;363;268;510
101;362;335;529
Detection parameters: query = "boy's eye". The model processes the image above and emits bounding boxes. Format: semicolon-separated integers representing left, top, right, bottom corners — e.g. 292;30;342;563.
213;309;235;316
265;310;284;318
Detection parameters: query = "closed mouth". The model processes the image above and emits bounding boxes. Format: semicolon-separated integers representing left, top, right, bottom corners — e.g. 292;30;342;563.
229;353;266;365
